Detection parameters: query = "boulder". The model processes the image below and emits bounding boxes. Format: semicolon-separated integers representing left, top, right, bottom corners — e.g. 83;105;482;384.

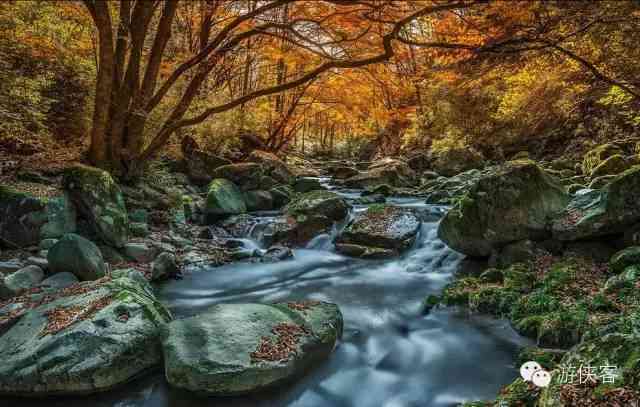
205;179;247;222
212;163;264;191
0;260;24;274
285;190;349;223
47;233;106;281
489;240;540;269
40;194;77;240
244;190;274;212
431;147;484;177
0;273;171;396
185;150;231;186
438;161;570;257
161;302;342;395
124;242;159;263
261;246;294;263
582;143;624;176
0;186;46;247
552;166;640;241
344;159;416;189
269;185;294;208
63;164;128;248
589;174;617;189
1;265;44;298
151;252;179;281
423;171;484;205
336;205;420;258
590;154;629;178
248;150;295;185
40;272;79;290
328;166;359;180
406;152;431;172
293;177;324;193
610;246;640;274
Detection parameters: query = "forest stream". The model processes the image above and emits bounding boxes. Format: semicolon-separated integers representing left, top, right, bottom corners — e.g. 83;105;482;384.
4;178;531;407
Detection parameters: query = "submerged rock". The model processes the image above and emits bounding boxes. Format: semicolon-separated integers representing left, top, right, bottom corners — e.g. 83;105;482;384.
161;302;342;395
0;274;172;396
438;161;570;257
63;164;129;248
336;205;420;258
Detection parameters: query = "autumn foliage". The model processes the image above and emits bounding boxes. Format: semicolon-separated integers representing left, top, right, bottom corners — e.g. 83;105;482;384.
0;1;638;174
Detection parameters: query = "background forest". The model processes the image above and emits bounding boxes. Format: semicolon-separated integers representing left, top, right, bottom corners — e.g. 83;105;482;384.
1;0;638;174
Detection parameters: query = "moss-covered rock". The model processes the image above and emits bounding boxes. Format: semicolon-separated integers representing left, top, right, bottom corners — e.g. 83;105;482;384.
248;150;295;185
205;178;247;222
610;246;640;274
590;154;629;178
212;163;264;191
63;164;128;248
285;190;348;222
0;185;47;247
161;302;342;395
553;166;640;241
431;146;485;177
0;273;171;396
336;205;420;258
344;159;416;188
184;150;231;186
495;378;539;407
582;143;624;176
538;333;640;406
243;190;274;211
438;161;569;257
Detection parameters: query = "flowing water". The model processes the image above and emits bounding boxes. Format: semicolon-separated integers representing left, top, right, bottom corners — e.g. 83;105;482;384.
6;181;530;407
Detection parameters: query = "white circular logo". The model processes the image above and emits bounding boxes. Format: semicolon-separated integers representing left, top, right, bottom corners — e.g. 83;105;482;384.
532;369;552;388
520;361;542;382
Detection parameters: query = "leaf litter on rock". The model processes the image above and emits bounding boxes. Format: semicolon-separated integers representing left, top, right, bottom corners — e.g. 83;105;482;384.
250;322;311;363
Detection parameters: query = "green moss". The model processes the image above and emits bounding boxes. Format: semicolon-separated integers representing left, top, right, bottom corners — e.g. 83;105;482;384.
503;263;535;292
511;291;560;321
469;286;518;315
479;268;504;283
537;307;588;348
367;203;388;214
589;293;618;312
517;347;565;371
540;262;576;294
441;277;481;305
495;378;538;406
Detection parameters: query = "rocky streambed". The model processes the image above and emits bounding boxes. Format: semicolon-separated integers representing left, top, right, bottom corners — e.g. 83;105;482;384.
0;167;529;407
